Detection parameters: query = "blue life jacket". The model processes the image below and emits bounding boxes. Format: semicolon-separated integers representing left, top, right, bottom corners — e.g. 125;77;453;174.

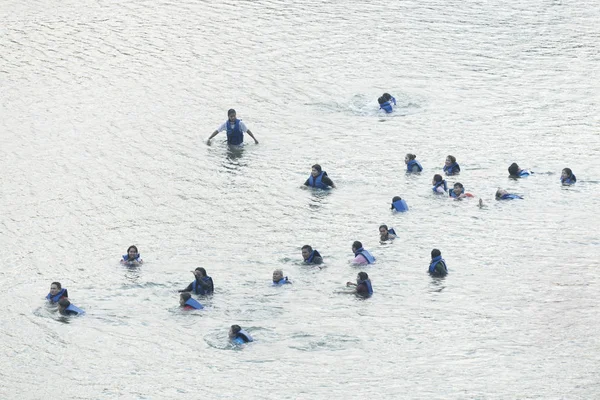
380;99;395;113
273;277;291;286
428;256;448;276
46;288;68;303
226;119;244;145
191;276;214;295
184;297;204;310
122;254;141;263
392;199;409;212
233;329;253;344
518;169;531;177
388;228;397;236
305;249;322;264
443;163;460;175
499;193;523;200
561;174;576;185
406;160;423;172
64;304;85;316
354;247;375;264
358;279;373;296
449;188;465;198
307;171;330;189
433;180;448;193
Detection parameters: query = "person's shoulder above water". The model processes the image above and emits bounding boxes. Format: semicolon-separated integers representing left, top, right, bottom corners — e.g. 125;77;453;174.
428;248;448;277
390;195;409;212
229;324;253;344
302;245;323;265
121;245;143;265
561;167;576;185
179;292;204;310
351;241;375;264
432;174;448;194
346;271;373;298
304;164;335;189
46;281;69;303
379;224;397;241
405;153;423;173
443;155;460;176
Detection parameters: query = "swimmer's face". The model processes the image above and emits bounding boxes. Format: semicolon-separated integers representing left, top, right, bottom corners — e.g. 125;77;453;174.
432;178;436;185
228;327;236;338
379;227;388;236
311;168;319;177
50;284;60;296
272;270;283;282
228;112;236;122
356;274;361;284
128;248;138;259
453;185;463;195
445;157;452;166
561;170;569;179
301;248;310;260
404;155;409;164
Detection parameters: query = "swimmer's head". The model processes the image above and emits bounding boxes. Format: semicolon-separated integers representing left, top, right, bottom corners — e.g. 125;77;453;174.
392;196;402;203
433;174;443;184
180;292;191;306
228;109;236;121
431;248;441;259
379;224;389;235
357;271;369;283
311;164;322;177
301;245;313;260
58;298;70;312
229;324;242;338
508;163;520;176
352;241;363;253
453;182;464;194
127;245;139;259
495;188;508;199
377;96;385;105
562;168;573;179
445;155;456;165
272;269;284;282
193;267;207;278
382;93;392;101
50;282;62;296
405;154;416;164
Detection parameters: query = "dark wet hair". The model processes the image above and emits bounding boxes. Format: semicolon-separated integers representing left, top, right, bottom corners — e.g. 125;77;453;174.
377;96;385;105
230;324;241;334
180;292;191;301
379;224;388;232
392;196;402;202
58;298;70;308
358;271;369;281
227;108;236;116
431;249;441;258
382;93;392;101
51;281;62;290
447;155;456;163
352;241;363;250
301;245;313;252
194;267;207;277
433;174;443;183
563;168;573;176
454;182;464;189
311;164;322;173
508;163;520;176
406;154;417;161
127;245;139;254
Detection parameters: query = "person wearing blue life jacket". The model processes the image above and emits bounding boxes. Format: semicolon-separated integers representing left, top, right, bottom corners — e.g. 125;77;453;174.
379;224;397;241
351;241;375;265
432;174;448;194
121;245;143;266
302;245;323;265
46;282;69;304
179;292;204;310
428;249;448;277
58;298;85;316
229;324;253;345
495;188;523;200
405;153;423;173
179;267;214;295
378;92;396;113
206;109;259;146
346;271;373;298
391;196;409;212
561;168;576;185
272;269;292;286
304;164;335;189
448;182;475;200
443;155;461;176
508;162;533;178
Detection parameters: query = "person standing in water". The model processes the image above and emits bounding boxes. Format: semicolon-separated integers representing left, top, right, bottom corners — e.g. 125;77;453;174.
207;109;259;146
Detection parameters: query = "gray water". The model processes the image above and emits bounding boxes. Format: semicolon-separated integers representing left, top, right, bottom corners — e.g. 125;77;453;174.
1;0;600;398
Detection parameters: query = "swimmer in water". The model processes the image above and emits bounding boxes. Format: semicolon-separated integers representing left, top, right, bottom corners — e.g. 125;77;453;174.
508;163;532;178
46;282;69;303
302;245;323;265
378;93;396;113
428;249;448;277
495;188;523;200
345;272;373;298
432;174;448;194
560;168;576;185
390;196;409;212
179;267;214;295
379;224;397;241
180;292;204;310
229;325;253;344
351;241;375;264
304;164;335;189
207;109;259;146
405;154;423;173
443;155;460;176
272;269;292;285
121;245;143;265
57;298;85;316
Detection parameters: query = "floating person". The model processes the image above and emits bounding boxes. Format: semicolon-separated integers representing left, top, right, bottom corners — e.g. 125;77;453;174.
449;182;474;199
346;271;373;298
391;196;409;212
351;241;375;264
301;245;323;265
405;153;423;173
57;298;85;316
272;269;292;285
508;162;533;178
378;92;397;113
379;224;397;241
561;168;576;185
179;267;214;295
229;325;254;345
121;245;143;266
206;108;259;146
495;189;523;200
304;164;335;189
432;174;448;194
443;155;461;176
428;249;448;277
46;282;69;304
179;292;204;310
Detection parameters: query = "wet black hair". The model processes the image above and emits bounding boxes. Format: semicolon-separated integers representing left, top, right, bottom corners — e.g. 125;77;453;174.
406;154;416;160
447;155;456;163
379;224;388;231
454;182;464;189
382;93;392;101
51;281;62;290
508;163;520;176
194;267;207;277
311;164;322;173
377;96;385;105
180;292;191;301
433;174;443;183
228;108;236;116
431;249;441;258
230;325;241;334
563;168;573;176
352;241;363;250
58;298;70;308
301;245;313;252
358;271;369;281
127;245;138;254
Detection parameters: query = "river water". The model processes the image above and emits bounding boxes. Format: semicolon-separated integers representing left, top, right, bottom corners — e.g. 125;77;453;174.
1;0;600;398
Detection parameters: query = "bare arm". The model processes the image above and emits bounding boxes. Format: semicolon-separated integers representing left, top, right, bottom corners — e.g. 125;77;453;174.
246;129;259;144
207;130;219;145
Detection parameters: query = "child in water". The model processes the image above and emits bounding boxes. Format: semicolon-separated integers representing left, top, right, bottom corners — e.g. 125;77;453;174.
428;249;448;277
405;154;423;173
561;168;576;185
495;189;523;200
508;163;532;178
121;245;143;265
390;196;409;212
443;155;460;176
378;93;396;113
432;174;448;194
180;292;204;310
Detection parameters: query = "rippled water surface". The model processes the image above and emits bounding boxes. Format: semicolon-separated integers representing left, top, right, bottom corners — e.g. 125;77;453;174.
1;0;600;398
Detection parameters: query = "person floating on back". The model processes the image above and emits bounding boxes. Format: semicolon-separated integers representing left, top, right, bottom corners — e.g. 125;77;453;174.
351;241;375;264
179;267;214;295
46;282;69;304
179;292;204;310
58;298;85;316
346;271;373;298
432;174;448;194
561;168;576;185
378;93;396;113
379;224;397;241
272;269;292;286
206;109;259;146
229;325;253;345
121;245;143;266
508;162;532;178
304;164;335;189
495;188;523;200
391;196;409;212
449;182;474;200
428;249;448;277
301;245;323;265
405;153;423;173
443;155;460;176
